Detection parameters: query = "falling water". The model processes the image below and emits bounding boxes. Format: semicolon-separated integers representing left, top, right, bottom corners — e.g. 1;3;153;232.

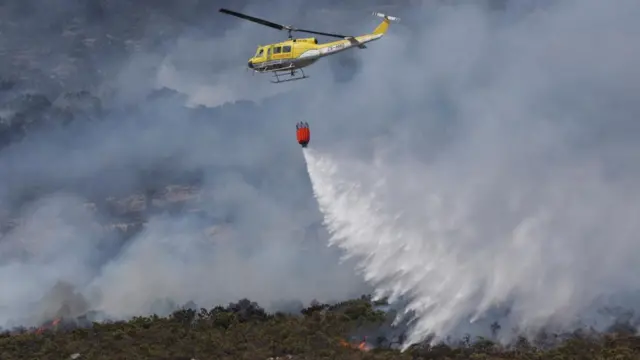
303;147;640;350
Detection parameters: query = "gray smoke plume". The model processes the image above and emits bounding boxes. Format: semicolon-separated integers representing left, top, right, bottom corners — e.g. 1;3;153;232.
1;0;388;328
299;0;640;350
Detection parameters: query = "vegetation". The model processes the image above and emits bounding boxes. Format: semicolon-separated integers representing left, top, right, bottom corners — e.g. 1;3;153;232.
2;296;640;360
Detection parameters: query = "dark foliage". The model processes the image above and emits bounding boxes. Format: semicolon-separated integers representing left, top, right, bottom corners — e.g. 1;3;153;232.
3;297;640;360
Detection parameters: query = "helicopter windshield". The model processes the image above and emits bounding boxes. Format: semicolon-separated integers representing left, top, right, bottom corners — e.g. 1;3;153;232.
255;47;264;57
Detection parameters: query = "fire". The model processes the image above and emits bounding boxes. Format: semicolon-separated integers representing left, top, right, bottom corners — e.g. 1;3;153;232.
339;337;371;352
34;317;62;335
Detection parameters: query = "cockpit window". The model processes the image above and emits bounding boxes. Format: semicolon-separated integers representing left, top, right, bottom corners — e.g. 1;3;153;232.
256;48;264;57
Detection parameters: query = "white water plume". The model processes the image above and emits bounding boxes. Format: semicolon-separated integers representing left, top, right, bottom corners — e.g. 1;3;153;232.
303;146;640;350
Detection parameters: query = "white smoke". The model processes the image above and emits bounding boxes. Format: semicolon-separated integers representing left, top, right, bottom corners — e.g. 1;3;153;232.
303;145;640;350
0;194;104;327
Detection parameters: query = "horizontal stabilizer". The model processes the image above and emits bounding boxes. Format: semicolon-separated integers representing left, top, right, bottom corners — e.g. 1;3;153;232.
345;36;368;49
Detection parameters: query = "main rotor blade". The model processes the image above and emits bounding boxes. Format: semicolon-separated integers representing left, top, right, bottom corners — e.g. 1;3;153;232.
219;8;286;31
219;8;351;39
294;28;350;39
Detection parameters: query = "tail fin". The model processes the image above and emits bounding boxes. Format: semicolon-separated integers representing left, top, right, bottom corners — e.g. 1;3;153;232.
372;12;400;35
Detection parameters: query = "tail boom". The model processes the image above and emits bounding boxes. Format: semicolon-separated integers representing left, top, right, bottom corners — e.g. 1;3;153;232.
315;11;399;57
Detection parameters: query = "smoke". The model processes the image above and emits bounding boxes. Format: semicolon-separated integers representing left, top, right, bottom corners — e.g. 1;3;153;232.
0;194;105;327
299;0;640;350
2;0;639;346
1;0;377;328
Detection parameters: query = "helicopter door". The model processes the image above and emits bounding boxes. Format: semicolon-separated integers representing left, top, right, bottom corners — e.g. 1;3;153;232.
266;46;272;61
255;47;264;60
282;45;292;59
273;46;282;60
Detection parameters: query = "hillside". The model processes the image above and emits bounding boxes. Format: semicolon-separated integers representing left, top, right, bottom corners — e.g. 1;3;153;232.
3;296;640;360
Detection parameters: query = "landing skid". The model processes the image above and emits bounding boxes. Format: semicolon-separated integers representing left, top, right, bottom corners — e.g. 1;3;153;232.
271;68;309;84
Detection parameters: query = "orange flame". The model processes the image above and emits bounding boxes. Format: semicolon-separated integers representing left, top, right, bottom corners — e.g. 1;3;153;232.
34;317;62;335
339;337;370;352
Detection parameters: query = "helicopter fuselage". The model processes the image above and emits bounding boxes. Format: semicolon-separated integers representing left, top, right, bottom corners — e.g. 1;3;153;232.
218;7;398;83
247;32;383;73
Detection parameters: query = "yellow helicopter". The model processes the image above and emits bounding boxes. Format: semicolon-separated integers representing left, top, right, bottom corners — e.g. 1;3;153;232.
219;8;400;83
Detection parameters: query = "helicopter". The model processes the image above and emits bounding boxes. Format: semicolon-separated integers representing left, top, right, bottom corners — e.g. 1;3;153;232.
219;8;400;83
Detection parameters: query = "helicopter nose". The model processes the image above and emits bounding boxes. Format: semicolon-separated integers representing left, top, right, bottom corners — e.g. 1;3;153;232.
247;60;253;69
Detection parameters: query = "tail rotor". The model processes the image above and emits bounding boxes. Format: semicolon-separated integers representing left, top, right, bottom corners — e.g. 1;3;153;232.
372;12;400;22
